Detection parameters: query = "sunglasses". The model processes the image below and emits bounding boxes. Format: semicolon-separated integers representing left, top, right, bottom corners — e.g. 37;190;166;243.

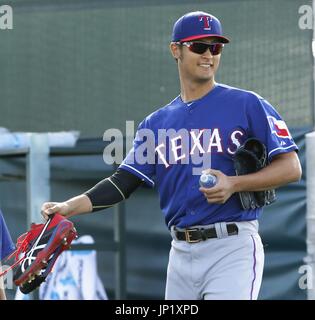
177;41;224;55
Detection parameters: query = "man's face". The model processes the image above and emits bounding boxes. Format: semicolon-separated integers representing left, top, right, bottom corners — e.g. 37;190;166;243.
172;37;223;83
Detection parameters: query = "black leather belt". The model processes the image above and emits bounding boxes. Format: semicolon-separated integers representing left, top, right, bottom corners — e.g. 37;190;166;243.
174;223;239;243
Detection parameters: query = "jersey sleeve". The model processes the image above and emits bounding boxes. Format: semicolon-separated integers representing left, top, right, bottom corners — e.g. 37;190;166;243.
119;119;156;187
0;210;15;260
247;95;298;162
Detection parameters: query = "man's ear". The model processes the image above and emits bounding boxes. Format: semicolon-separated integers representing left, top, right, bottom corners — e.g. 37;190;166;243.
169;42;181;60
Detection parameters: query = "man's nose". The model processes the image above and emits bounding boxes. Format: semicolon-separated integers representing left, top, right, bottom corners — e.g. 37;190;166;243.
201;47;214;57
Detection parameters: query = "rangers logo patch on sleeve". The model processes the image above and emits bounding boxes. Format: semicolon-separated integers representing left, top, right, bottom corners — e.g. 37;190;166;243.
267;116;291;138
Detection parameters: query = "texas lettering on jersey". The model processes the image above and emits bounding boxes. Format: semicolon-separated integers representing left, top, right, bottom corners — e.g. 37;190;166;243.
153;128;244;168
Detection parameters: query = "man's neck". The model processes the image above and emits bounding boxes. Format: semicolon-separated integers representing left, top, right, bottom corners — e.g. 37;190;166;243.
180;79;216;103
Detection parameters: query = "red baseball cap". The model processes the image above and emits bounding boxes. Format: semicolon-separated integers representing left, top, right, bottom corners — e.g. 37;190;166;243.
172;11;230;43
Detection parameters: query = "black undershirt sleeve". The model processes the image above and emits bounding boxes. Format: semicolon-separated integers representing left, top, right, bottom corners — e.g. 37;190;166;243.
84;168;143;212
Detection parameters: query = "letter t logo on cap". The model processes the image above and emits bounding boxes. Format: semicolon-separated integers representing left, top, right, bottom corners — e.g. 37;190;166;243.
199;15;213;30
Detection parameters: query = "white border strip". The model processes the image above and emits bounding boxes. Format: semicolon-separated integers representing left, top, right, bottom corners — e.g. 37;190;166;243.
108;177;126;200
120;164;155;186
268;144;298;158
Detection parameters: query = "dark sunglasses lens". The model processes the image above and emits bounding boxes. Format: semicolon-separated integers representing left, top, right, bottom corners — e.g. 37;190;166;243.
210;44;223;55
189;43;208;54
189;43;223;55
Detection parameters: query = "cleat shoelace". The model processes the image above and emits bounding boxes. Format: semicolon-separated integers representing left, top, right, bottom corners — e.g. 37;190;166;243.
0;223;43;278
1;213;77;294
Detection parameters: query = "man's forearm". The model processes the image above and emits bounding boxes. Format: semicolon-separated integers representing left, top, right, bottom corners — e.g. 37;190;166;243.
65;194;93;217
42;169;143;219
231;152;302;193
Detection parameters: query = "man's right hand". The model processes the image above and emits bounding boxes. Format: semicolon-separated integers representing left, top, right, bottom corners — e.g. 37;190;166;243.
41;202;71;220
41;195;93;220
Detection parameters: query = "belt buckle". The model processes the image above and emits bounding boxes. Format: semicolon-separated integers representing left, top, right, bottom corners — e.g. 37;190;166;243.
185;228;201;243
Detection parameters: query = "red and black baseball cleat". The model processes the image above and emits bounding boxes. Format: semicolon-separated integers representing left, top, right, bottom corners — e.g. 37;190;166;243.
0;213;77;294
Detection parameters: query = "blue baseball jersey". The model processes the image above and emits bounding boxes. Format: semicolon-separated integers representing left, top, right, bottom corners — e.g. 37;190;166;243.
0;209;15;260
119;83;298;229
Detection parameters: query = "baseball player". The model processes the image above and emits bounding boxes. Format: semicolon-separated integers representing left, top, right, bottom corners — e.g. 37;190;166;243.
41;11;302;300
0;209;15;300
